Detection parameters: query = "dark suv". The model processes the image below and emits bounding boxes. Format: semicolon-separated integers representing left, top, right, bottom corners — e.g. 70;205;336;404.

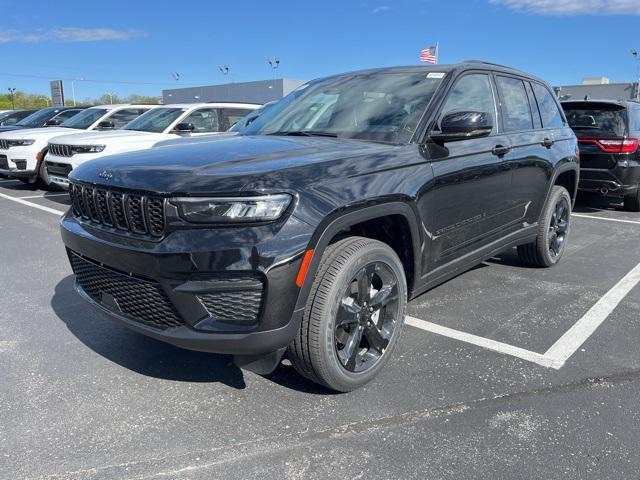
562;99;640;211
60;62;579;391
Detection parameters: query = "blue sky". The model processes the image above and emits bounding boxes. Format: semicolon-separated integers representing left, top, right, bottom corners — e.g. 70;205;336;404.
2;0;639;101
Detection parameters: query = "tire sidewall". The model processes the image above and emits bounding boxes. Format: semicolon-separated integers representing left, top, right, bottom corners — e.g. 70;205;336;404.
315;243;407;390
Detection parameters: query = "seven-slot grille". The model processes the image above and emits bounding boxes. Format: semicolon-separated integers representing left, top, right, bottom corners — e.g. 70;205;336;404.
69;182;166;238
49;144;74;157
70;252;184;330
0;139;9;150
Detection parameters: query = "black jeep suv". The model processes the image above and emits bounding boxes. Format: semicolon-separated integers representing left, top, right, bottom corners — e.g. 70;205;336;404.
562;99;640;211
61;62;578;391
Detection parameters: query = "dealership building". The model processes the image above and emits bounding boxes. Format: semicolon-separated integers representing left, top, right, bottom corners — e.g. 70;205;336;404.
554;77;639;101
162;78;306;105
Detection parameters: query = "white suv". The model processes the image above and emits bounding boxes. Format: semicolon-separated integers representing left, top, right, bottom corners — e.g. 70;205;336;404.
0;104;153;185
45;103;260;189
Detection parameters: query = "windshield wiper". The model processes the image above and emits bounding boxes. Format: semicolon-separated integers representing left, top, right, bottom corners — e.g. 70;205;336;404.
268;130;339;138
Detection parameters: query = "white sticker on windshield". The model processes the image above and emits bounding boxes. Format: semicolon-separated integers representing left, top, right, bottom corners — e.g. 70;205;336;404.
427;72;446;78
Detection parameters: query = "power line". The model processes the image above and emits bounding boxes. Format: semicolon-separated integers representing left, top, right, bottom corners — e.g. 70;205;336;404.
0;71;200;87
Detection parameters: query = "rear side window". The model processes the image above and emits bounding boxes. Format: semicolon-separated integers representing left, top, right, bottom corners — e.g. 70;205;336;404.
531;83;564;128
525;82;542;129
439;73;497;134
563;103;627;137
496;76;533;132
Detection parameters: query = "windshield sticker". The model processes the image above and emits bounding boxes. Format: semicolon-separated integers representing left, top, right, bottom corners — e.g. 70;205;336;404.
427;72;446;79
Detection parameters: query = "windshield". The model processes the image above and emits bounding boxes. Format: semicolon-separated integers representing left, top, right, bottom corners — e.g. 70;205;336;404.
124;107;186;133
16;108;60;127
243;72;444;143
61;108;109;129
563;103;627;137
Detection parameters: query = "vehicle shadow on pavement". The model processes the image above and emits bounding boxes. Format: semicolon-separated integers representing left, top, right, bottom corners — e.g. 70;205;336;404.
51;276;248;389
573;192;624;212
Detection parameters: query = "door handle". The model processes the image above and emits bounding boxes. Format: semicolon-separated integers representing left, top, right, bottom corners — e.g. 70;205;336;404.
542;137;554;148
492;145;511;157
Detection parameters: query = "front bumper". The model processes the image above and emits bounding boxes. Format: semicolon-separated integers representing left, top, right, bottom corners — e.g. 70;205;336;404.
579;164;640;197
60;212;312;355
0;146;38;178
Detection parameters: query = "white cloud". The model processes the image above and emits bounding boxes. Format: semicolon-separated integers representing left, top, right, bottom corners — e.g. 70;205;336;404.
490;0;640;15
371;5;391;14
0;27;146;43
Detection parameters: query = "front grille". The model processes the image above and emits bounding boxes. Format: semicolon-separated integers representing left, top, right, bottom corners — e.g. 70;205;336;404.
45;161;72;177
70;252;184;330
0;139;8;150
69;181;166;238
196;277;264;323
49;143;74;157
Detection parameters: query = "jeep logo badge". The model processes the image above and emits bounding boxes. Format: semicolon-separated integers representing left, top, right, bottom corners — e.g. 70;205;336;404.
98;170;113;180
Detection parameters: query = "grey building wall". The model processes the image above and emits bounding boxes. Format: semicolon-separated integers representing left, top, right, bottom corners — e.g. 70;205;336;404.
554;82;640;101
163;78;306;105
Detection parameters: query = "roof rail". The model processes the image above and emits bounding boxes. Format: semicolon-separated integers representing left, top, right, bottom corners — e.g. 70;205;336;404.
463;59;513;69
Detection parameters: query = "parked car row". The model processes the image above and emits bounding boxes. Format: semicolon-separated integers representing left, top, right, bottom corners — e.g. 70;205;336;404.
0;102;260;186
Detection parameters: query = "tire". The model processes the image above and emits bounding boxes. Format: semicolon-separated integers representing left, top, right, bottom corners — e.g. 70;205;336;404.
517;185;572;268
38;158;54;189
288;236;407;392
623;189;640;212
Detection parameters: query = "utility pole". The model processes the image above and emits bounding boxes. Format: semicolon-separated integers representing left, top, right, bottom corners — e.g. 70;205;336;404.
632;49;640;100
7;87;16;109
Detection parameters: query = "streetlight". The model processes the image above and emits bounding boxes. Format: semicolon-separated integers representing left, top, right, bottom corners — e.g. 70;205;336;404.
71;78;84;106
218;65;234;82
632;49;639;100
267;57;281;93
7;87;16;110
106;92;116;104
39;96;51;107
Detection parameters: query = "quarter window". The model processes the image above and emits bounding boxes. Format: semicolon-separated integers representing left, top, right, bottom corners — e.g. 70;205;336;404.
531;83;564;128
439;74;496;134
496;76;533;132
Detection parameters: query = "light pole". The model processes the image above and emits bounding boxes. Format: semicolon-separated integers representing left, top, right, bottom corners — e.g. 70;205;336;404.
218;65;234;83
106;92;116;104
7;87;16;109
71;78;84;106
267;57;280;93
39;96;51;107
632;49;640;100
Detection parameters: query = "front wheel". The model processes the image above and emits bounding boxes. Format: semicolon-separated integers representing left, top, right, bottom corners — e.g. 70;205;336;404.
518;185;572;267
288;237;407;392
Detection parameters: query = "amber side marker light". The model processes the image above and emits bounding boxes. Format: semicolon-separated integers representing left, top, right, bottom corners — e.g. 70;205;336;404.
296;249;315;287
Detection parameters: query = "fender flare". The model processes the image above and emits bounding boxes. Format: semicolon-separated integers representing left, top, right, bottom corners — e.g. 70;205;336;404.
544;160;579;209
292;202;422;313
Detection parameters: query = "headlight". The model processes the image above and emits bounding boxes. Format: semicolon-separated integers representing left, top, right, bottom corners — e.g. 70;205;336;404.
73;145;106;154
172;194;292;223
7;139;35;146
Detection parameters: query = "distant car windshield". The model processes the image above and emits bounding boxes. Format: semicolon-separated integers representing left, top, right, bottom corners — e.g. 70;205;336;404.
563;103;627;137
61;108;109;129
243;72;444;143
124;107;186;133
16;108;60;127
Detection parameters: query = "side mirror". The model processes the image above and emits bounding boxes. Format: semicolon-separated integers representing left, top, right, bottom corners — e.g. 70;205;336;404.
430;111;493;143
96;120;115;130
173;122;195;133
45;118;62;126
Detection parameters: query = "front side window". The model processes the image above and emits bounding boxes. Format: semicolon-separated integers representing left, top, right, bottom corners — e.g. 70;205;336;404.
106;108;148;129
243;72;444;144
181;108;220;133
497;76;533;132
124;107;187;133
62;109;109;129
531;83;564;128
439;73;496;134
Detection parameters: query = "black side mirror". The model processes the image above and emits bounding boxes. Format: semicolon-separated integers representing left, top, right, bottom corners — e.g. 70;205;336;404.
96;120;115;130
45;118;62;126
430;111;493;143
173;122;195;133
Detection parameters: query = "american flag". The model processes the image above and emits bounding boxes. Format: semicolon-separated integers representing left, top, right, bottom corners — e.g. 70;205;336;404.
419;46;437;64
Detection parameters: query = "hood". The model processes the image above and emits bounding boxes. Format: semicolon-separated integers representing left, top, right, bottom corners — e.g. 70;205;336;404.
49;129;160;146
0;126;80;141
0;125;24;133
70;134;400;194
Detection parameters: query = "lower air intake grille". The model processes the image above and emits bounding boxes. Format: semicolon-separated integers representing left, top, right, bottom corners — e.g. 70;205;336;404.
196;277;264;323
70;252;184;330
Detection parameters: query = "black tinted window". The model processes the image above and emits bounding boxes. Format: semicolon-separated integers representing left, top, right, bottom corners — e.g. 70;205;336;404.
440;74;496;133
107;108;147;128
531;83;564;128
497;76;533;132
52;109;82;122
563;103;627;136
526;82;542;129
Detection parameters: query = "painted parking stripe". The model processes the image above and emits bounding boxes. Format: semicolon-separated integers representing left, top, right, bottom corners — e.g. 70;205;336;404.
0;179;19;183
407;259;640;370
572;213;640;226
0;192;65;216
18;193;69;199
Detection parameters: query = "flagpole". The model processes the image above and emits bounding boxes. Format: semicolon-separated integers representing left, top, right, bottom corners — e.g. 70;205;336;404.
436;42;440;64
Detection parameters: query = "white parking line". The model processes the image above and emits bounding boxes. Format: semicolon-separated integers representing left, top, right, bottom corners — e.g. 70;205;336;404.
19;193;69;199
0;192;65;216
408;260;640;369
0;179;19;183
572;213;640;226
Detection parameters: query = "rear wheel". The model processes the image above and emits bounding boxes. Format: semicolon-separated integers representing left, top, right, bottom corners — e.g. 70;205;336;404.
623;189;640;212
518;185;572;267
288;237;407;392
